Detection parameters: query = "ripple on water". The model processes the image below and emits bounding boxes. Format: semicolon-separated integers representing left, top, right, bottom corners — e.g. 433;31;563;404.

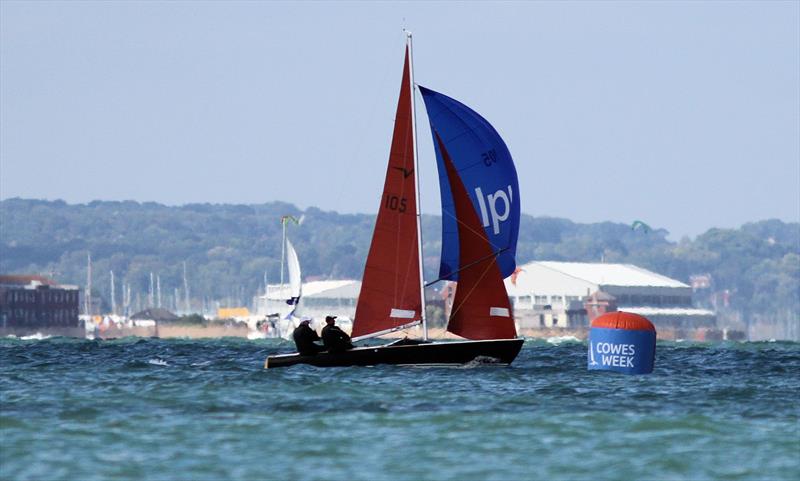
0;338;798;481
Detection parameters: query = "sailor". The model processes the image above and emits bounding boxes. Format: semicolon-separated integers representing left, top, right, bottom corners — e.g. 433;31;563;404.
322;315;353;353
292;317;323;355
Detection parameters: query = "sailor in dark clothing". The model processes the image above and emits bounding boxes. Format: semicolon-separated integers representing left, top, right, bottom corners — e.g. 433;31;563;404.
293;317;323;355
321;315;353;353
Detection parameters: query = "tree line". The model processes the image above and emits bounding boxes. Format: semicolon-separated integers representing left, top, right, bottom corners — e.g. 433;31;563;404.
1;198;797;335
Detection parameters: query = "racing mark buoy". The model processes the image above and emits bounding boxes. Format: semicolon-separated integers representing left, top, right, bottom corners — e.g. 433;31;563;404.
588;311;656;375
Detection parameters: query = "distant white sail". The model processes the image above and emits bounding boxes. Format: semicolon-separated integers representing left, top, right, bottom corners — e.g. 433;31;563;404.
263;238;302;304
286;239;302;303
259;237;304;339
283;238;303;327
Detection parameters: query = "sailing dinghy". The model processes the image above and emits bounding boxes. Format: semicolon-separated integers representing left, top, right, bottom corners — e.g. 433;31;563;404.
265;33;523;368
259;219;303;339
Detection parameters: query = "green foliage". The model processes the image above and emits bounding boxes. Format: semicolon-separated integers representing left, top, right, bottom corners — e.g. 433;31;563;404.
0;199;797;321
169;314;206;326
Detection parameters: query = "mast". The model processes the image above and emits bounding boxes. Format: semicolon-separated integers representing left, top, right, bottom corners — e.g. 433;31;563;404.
406;30;428;340
110;270;116;315
263;270;268;314
85;252;92;317
183;261;190;314
149;272;155;307
156;275;162;308
279;218;286;301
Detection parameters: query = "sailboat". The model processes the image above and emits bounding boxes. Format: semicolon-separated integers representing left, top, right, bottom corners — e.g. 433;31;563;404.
264;33;523;368
257;217;304;338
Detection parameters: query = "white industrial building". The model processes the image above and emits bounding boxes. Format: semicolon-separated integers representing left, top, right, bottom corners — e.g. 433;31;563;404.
296;280;361;321
257;261;716;337
503;261;716;331
257;279;362;322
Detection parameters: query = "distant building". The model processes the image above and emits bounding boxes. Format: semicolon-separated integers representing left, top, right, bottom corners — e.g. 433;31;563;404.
298;280;361;318
254;279;452;332
254;280;360;319
502;261;717;335
0;274;82;335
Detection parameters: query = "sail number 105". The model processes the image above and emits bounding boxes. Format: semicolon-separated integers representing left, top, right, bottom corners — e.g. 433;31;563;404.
384;194;408;213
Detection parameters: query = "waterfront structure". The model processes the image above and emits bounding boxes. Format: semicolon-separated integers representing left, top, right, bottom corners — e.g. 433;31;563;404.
0;274;82;335
217;307;250;319
252;280;361;329
287;280;361;321
502;261;716;334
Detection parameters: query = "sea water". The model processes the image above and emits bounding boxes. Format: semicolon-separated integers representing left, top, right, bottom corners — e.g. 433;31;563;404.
1;337;798;481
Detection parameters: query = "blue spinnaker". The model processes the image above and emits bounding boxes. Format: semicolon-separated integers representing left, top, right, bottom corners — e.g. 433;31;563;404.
419;86;520;280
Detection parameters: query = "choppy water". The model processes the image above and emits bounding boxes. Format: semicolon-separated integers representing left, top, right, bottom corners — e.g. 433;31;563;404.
1;337;798;481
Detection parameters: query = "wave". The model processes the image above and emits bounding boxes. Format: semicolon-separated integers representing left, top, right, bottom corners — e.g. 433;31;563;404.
4;333;53;341
545;336;582;345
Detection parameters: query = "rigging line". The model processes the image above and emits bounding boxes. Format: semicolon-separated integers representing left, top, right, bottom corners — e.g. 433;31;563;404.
441;206;504;252
331;41;397;217
425;247;508;287
448;253;498;320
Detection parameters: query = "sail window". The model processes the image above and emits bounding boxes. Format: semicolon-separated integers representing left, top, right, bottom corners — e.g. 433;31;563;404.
489;307;510;317
390;309;416;319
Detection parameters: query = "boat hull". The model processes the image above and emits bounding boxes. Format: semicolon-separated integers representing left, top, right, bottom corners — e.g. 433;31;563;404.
264;338;524;368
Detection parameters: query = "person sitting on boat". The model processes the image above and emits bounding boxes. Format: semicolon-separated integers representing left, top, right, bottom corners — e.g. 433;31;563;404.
322;315;353;353
293;317;323;356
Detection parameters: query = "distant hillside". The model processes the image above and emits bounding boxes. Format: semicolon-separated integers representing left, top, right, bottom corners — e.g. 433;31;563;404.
1;198;797;335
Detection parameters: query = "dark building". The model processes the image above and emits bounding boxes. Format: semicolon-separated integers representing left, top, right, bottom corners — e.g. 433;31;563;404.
0;275;81;333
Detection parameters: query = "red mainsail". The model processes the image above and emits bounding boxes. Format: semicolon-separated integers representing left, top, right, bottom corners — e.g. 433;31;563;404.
435;133;517;340
351;47;422;338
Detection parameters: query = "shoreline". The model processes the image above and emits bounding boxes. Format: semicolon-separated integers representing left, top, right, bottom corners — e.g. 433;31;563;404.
2;325;745;342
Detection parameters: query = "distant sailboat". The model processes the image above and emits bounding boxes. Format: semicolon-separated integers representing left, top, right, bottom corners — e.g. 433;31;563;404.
260;219;304;339
276;237;303;338
265;33;523;368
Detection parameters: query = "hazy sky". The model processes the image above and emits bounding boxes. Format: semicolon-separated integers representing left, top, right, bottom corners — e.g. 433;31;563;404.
1;1;798;239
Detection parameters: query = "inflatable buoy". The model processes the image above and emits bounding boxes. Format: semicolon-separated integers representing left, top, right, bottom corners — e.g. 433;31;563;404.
588;311;656;374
